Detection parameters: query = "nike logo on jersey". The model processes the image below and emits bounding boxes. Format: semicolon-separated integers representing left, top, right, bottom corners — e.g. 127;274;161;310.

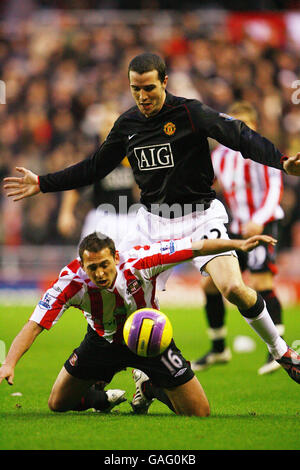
128;134;137;140
134;143;174;171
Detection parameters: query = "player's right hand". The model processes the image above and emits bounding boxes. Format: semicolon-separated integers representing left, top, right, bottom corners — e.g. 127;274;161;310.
3;167;40;201
240;235;277;252
0;364;14;385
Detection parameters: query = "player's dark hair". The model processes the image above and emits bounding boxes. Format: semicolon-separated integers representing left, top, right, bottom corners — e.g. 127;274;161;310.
79;232;116;261
128;53;166;83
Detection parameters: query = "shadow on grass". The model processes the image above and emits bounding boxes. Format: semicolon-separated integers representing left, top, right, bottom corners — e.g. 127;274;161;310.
0;410;174;419
0;410;298;420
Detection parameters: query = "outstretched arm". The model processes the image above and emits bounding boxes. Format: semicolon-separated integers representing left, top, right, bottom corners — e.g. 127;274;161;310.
3;132;126;201
282;153;300;176
191;234;277;257
0;321;43;385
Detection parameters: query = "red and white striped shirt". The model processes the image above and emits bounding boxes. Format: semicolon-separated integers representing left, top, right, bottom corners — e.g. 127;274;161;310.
30;237;193;344
212;145;284;234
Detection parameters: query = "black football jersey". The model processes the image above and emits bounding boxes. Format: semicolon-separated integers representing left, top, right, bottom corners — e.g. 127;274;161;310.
39;91;285;211
92;163;136;212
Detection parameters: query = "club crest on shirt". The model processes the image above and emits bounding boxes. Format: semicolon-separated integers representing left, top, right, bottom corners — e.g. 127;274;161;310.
160;240;175;254
38;293;54;310
127;279;142;295
69;352;78;367
163;122;176;136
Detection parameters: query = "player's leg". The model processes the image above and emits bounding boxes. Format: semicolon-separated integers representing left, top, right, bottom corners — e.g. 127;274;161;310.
132;370;210;417
204;255;288;360
48;366;94;411
192;276;231;371
249;271;283;374
246;226;285;374
130;341;210;417
250;272;284;336
48;366;126;412
49;328;127;412
164;376;210;417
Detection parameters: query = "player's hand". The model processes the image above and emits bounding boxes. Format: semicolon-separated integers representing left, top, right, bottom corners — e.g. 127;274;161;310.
238;235;277;252
0;364;14;385
283;153;300;176
3;167;40;201
241;221;264;238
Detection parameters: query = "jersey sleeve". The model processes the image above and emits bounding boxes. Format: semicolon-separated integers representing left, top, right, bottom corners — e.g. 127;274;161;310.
131;237;193;279
39;119;126;193
29;267;84;330
251;166;284;225
187;101;285;171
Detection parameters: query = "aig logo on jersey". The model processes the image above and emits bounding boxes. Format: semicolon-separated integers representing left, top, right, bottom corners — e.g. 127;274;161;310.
134;143;174;171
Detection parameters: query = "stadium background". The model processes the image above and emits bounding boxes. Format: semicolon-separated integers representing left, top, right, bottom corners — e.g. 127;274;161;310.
0;0;300;307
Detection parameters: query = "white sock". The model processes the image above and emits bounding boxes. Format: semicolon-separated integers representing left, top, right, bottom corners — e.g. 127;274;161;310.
243;306;287;360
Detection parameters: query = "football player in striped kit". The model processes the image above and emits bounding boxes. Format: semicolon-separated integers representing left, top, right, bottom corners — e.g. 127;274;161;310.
192;102;285;375
0;232;281;417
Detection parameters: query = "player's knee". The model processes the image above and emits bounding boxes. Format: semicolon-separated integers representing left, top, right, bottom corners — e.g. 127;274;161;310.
48;395;66;412
187;401;210;417
177;396;210;417
198;401;210;417
220;279;245;304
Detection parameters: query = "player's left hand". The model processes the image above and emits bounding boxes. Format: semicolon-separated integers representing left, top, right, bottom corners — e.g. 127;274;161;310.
3;167;40;201
239;235;277;252
241;221;264;238
283;153;300;176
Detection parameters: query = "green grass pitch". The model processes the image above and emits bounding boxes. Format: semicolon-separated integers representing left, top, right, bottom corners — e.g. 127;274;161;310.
0;302;299;450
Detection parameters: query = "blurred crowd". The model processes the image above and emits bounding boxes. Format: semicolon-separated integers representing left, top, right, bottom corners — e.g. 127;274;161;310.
0;8;300;250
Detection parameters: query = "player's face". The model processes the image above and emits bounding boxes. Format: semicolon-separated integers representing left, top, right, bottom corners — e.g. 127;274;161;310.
81;247;120;290
129;70;168;117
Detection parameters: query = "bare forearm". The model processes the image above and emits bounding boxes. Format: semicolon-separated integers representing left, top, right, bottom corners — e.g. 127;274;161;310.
192;235;276;257
4;321;43;367
192;239;241;257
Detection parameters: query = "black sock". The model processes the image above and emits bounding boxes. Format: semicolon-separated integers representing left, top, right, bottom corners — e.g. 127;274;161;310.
143;380;175;413
205;293;226;352
259;289;283;328
205;293;226;328
73;385;109;411
239;292;265;319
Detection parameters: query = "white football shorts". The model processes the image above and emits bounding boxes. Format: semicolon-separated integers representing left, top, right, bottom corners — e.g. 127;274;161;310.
118;199;237;290
81;208;138;249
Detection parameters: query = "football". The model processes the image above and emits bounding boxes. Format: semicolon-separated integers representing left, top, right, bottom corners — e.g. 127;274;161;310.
123;308;173;357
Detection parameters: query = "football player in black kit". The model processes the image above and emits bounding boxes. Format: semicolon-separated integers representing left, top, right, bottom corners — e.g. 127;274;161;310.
4;53;300;391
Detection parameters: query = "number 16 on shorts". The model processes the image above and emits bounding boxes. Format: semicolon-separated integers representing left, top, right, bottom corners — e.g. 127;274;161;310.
161;348;187;378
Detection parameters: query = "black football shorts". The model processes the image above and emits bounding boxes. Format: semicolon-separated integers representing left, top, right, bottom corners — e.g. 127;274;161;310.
231;220;281;275
64;326;194;389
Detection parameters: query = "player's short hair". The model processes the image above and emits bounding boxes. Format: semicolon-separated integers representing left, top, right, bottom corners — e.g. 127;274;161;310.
79;232;116;261
128;53;167;83
227;101;258;123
